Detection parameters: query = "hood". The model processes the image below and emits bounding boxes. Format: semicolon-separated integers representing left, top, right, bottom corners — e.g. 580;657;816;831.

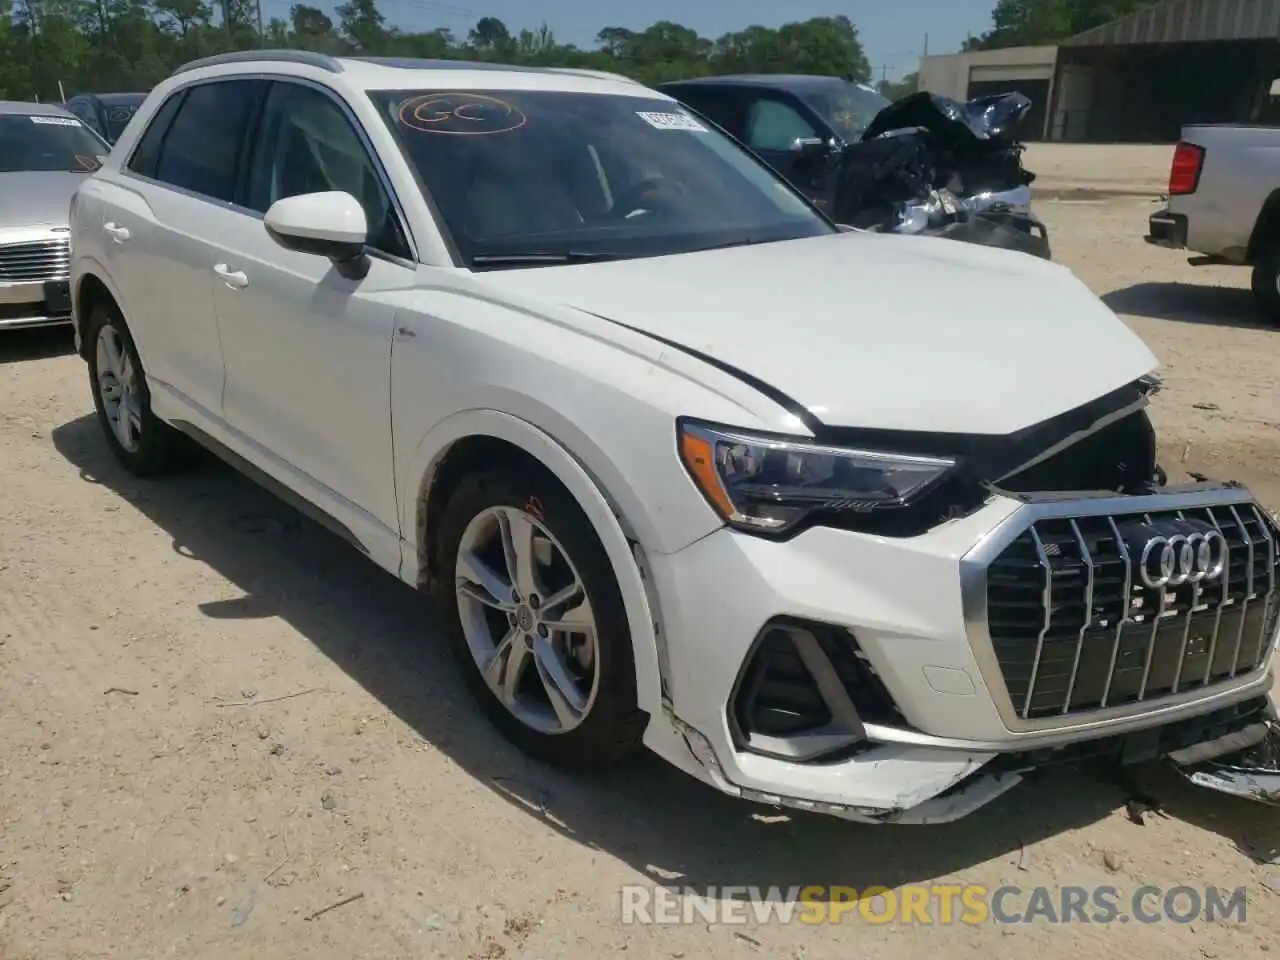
476;231;1158;437
0;171;89;228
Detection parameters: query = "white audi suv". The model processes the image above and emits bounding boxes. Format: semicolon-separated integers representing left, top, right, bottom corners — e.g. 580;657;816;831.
68;51;1280;824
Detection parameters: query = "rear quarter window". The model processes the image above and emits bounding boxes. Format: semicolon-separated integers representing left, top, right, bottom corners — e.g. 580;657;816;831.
127;91;185;179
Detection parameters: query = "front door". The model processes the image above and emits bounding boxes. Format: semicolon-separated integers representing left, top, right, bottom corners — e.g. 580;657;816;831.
210;79;418;543
741;94;833;204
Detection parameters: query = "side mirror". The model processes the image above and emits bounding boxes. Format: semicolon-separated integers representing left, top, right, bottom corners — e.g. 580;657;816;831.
264;190;370;280
790;136;831;157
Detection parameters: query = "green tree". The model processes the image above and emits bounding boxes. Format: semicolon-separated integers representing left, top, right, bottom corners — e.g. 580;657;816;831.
0;4;878;104
878;71;919;101
468;15;514;60
335;0;385;52
288;3;338;51
154;0;212;40
966;0;1153;50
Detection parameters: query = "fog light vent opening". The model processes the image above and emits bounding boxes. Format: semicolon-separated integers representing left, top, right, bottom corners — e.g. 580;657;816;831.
735;627;833;737
730;618;905;763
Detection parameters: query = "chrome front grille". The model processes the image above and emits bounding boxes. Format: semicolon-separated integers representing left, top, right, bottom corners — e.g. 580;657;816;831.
984;501;1280;720
0;237;70;282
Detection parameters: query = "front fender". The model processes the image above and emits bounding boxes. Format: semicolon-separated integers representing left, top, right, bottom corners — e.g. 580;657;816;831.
70;255;126;359
401;407;677;719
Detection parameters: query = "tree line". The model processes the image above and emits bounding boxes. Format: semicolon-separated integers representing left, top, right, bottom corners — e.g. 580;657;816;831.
0;2;874;103
0;0;1157;106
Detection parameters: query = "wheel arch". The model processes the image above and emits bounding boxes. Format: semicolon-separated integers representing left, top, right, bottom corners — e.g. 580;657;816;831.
407;409;670;718
72;262;125;360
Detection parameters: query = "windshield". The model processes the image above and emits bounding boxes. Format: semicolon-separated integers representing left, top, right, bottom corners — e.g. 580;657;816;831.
368;89;833;267
798;82;891;143
0;114;108;173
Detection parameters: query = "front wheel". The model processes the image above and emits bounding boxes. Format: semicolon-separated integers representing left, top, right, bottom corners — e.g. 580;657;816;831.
433;467;647;771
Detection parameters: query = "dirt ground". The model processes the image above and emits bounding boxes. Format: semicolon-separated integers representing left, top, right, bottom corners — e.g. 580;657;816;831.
1025;143;1174;197
3;194;1280;960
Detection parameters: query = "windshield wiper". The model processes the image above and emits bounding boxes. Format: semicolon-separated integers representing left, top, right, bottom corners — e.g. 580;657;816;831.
688;237;765;254
470;251;626;267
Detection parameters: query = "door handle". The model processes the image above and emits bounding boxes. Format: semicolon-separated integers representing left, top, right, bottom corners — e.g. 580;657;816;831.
213;263;249;289
103;221;130;243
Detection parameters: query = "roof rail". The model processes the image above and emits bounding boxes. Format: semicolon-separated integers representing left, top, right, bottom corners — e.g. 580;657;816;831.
547;67;639;84
345;57;640;84
172;49;344;76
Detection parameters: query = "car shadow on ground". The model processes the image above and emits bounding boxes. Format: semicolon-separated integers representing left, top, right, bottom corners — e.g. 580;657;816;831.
1103;282;1276;329
49;413;1280;893
0;325;76;365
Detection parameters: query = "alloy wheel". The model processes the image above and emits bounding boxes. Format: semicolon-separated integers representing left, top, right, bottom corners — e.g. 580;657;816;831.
95;322;142;453
454;505;601;735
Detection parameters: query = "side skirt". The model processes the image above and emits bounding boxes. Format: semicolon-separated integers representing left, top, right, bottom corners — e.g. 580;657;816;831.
168;418;370;557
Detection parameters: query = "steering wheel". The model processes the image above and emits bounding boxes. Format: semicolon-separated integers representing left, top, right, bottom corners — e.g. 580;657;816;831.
610;177;687;220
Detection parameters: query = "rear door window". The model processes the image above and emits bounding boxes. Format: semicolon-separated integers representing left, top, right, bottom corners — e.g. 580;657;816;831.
152;80;266;203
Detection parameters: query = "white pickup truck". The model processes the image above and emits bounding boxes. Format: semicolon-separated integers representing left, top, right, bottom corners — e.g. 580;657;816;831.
1146;118;1280;321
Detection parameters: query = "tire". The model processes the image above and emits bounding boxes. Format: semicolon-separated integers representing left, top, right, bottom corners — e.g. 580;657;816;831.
432;465;647;771
1250;247;1280;323
85;300;189;476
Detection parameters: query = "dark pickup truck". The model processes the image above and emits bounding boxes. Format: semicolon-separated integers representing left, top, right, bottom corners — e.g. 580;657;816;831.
658;73;890;213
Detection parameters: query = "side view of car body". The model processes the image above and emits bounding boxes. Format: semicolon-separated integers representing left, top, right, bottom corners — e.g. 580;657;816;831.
69;51;1280;826
1147;121;1280;323
63;91;148;144
0;100;110;331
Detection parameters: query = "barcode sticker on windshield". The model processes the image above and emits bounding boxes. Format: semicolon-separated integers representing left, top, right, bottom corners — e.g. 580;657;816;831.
29;115;80;126
636;111;707;133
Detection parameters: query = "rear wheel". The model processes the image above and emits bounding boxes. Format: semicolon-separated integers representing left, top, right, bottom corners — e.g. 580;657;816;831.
432;466;647;771
1250;247;1280;323
85;301;189;476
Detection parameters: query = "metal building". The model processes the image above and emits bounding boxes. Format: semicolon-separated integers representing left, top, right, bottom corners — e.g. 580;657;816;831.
919;0;1280;142
918;46;1059;140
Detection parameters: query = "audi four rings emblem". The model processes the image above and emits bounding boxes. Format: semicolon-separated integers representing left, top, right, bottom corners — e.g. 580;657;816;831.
1137;528;1227;588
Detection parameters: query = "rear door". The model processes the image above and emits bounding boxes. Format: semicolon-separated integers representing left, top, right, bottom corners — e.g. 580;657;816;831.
99;78;266;418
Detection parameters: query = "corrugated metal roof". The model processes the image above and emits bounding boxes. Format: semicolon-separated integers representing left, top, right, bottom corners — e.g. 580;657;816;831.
1065;0;1280;45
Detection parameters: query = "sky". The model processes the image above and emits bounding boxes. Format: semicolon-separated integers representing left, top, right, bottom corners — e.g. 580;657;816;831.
264;0;998;81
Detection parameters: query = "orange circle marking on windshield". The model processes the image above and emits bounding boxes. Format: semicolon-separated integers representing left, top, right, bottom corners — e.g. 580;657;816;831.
397;93;527;136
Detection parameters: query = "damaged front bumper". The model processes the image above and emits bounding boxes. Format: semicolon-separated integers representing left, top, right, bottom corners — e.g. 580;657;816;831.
674;694;1280;826
1170;704;1280;805
649;480;1280;824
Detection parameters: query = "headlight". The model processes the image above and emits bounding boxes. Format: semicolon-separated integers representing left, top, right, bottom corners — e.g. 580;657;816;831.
678;420;956;535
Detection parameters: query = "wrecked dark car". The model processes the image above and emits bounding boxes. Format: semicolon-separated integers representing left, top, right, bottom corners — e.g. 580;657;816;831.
659;75;1051;259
